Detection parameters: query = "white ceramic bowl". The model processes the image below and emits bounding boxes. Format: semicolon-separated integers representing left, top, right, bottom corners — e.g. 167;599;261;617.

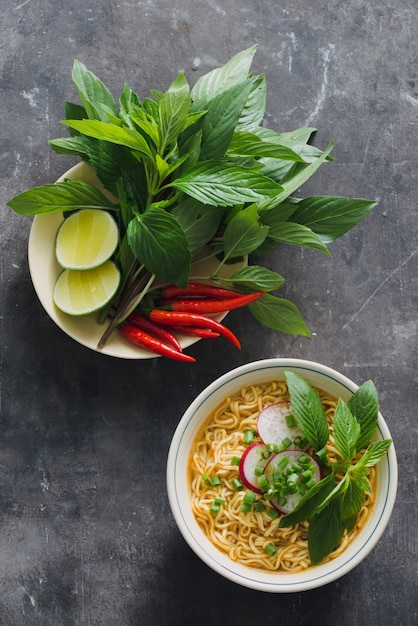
166;358;398;592
28;162;244;358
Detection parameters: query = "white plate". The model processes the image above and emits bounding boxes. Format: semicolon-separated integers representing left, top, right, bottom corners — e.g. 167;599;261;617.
28;162;244;359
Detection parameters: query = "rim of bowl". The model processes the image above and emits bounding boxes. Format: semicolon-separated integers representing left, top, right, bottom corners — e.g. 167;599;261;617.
166;358;398;593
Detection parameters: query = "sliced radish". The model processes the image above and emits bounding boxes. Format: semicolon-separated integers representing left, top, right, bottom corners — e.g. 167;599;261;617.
257;401;308;449
264;449;321;514
239;442;269;493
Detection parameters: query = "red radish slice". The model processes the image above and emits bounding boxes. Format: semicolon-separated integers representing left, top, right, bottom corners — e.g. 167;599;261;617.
265;450;321;514
239;442;269;493
257;401;308;449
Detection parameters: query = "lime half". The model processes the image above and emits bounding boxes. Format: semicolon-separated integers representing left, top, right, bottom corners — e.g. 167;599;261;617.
56;209;119;270
53;261;120;316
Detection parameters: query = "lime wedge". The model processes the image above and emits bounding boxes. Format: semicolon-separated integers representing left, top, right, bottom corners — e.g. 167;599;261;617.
53;261;120;316
56;209;119;270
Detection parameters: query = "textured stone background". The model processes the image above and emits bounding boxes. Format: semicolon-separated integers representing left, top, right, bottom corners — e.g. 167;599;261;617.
1;1;417;625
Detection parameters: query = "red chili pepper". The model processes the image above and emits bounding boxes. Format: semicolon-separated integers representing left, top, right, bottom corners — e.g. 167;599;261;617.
149;309;241;349
168;291;264;314
120;324;196;362
169;325;221;339
162;282;243;300
128;312;183;352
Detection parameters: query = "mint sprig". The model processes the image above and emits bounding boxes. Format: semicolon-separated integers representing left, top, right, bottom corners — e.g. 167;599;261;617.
7;46;378;346
280;371;392;565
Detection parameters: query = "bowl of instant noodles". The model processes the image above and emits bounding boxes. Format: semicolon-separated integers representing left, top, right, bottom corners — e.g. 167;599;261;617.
166;358;397;592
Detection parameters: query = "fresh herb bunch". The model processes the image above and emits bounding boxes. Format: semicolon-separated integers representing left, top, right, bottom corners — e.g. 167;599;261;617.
280;371;392;565
7;46;377;348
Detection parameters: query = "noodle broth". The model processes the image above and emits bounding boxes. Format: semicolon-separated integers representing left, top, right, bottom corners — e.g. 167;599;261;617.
189;379;376;573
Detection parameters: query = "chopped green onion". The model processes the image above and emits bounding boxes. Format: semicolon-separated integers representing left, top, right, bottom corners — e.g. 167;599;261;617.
231;456;241;466
254;465;264;476
202;474;221;487
243;491;256;505
264;542;278;557
273;469;284;482
231;478;244;491
266;442;279;453
243;430;255;445
298;453;311;465
241;492;256;513
306;478;317;489
287;472;299;485
315;448;328;464
277;437;292;452
302;469;314;481
257;474;269;491
285;414;297;428
294;435;309;448
209;497;226;515
266;508;279;520
254;501;265;513
277;455;290;470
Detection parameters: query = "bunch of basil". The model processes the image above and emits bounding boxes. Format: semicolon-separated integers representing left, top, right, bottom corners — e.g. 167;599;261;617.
8;46;376;344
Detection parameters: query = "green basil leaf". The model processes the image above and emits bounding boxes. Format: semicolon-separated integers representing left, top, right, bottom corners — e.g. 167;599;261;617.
159;72;191;153
237;73;266;128
222;205;269;260
348;380;379;451
171;195;224;257
84;141;148;211
72;59;118;121
348;465;372;492
7;180;117;215
119;84;141;127
64;100;87;121
48;137;88;157
333;398;361;461
279;473;335;527
115;232;135;282
284;370;329;449
259;217;331;255
215;265;284;292
308;498;345;565
127;207;190;287
248;294;311;337
62;120;155;161
289;196;378;243
252;125;317;146
191;44;257;106
228;130;305;162
129;105;160;147
177;128;202;167
198;78;258;160
258;158;302;184
258;139;335;210
340;475;367;530
355;439;392;468
252;127;327;163
168;161;283;207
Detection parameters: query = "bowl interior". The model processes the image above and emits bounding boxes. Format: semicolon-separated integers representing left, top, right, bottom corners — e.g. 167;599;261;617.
167;358;397;592
28;162;244;358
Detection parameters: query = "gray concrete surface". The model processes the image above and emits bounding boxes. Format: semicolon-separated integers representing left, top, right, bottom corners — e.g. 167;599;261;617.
1;1;417;624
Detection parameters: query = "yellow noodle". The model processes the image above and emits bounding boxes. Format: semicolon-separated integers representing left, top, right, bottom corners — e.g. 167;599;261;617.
189;379;377;573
